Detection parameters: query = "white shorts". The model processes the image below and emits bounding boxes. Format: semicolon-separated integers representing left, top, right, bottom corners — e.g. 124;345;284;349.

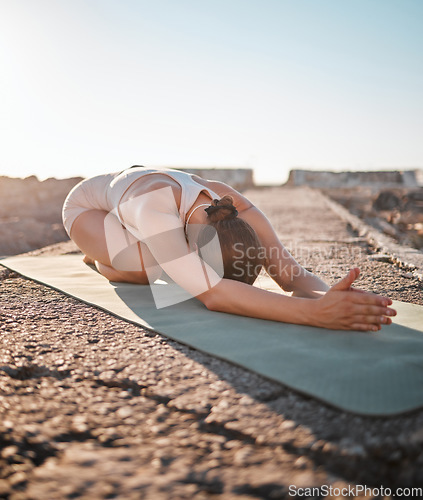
62;172;118;237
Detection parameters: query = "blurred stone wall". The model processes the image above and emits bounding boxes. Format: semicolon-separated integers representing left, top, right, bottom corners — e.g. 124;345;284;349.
286;169;419;188
0;176;82;256
176;168;254;191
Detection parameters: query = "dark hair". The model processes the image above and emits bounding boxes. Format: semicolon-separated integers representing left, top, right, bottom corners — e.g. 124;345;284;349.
197;195;265;285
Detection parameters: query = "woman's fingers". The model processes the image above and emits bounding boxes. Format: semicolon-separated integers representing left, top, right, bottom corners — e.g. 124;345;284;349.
351;323;381;332
331;268;360;292
318;273;396;330
351;292;396;316
349;294;396;330
349;314;392;332
352;302;396;317
348;299;396;332
354;291;391;305
353;314;392;325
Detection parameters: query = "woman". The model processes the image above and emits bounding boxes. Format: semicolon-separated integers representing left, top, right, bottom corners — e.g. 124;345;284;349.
62;166;396;331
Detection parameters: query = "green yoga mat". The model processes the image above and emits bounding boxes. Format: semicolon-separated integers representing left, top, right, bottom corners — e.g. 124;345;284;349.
2;254;423;416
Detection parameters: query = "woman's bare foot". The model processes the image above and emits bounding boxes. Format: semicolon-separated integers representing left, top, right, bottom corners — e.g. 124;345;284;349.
83;255;95;265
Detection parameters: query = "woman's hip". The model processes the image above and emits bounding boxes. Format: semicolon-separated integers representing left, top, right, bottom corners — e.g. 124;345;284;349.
62;172;117;237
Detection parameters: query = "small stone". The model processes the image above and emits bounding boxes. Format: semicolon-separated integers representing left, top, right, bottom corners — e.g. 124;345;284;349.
9;471;27;487
118;390;132;399
388;450;402;462
310;440;325;451
368;253;392;263
71;421;89;433
233;448;252;466
280;420;296;431
1;445;19;459
410;427;423;443
255;435;267;445
224;440;242;449
116;406;133;419
0;480;11;496
99;370;116;381
402;271;414;278
71;415;89;433
206;458;220;469
294;456;308;469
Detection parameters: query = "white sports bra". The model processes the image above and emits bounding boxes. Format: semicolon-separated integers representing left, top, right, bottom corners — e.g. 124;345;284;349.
108;167;220;224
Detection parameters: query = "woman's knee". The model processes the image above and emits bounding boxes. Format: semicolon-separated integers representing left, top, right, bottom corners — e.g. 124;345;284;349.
120;266;163;284
70;209;112;266
96;261;161;285
120;270;152;285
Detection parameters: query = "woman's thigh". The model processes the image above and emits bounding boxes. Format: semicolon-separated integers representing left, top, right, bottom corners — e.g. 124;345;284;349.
71;209;113;265
70;209;160;284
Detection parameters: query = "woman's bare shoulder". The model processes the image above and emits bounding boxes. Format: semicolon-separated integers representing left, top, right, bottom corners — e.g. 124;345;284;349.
192;175;254;212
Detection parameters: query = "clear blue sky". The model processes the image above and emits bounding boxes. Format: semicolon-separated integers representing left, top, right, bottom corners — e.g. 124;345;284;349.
0;0;422;184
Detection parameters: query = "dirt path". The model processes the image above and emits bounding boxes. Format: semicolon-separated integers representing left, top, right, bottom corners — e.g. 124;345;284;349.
1;187;422;499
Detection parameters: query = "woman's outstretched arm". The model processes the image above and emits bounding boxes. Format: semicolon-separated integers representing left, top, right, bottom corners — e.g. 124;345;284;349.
238;205;329;297
200;179;329;297
199;267;395;331
124;189;395;331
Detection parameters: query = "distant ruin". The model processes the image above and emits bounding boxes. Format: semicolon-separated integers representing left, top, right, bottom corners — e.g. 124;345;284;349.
175;168;254;191
0;175;82;255
286;169;420;188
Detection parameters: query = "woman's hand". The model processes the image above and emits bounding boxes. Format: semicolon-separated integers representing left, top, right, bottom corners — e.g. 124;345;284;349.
312;268;396;331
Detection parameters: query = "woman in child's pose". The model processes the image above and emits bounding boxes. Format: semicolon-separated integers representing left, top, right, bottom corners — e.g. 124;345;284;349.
63;166;396;331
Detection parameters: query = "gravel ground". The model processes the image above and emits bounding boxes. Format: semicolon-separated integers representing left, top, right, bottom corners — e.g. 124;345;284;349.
1;186;423;499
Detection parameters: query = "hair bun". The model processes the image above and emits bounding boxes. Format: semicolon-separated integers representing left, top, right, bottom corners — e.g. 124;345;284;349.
205;195;238;223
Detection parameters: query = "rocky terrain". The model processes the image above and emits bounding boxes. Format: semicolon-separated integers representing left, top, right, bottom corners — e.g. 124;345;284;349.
0;176;82;256
1;186;423;499
322;186;423;251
